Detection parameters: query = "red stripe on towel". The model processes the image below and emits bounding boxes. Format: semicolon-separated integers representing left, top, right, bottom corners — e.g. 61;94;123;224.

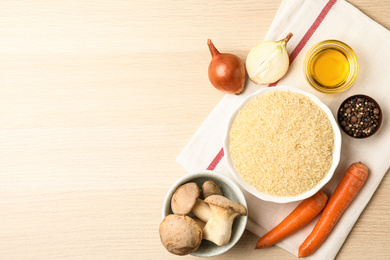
207;148;224;170
268;0;337;87
206;0;337;170
288;0;337;65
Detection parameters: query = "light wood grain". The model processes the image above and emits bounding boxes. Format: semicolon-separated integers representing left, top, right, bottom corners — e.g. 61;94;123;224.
0;1;389;259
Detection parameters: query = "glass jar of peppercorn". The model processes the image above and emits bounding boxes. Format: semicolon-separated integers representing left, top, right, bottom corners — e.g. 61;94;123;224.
337;95;382;138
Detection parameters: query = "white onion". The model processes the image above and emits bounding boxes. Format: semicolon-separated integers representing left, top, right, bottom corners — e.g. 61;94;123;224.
246;33;292;85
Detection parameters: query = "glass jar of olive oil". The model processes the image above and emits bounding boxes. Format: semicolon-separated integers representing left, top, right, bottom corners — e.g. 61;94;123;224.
304;40;358;94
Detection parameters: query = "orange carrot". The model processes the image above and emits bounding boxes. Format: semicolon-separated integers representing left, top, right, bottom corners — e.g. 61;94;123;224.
255;190;328;249
299;162;369;257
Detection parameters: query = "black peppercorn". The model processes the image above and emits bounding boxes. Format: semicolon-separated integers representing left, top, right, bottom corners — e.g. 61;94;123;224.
338;95;382;138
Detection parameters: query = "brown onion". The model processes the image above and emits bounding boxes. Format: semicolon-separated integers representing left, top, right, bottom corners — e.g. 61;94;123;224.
207;39;246;95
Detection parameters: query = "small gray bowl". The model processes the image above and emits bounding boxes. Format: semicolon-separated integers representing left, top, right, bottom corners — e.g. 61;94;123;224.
162;170;248;257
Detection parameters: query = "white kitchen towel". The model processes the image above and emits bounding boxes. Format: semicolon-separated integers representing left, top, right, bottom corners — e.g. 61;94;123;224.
177;0;390;259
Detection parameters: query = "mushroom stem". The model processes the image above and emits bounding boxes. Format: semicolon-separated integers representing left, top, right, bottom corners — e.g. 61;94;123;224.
202;205;239;246
192;198;211;222
202;195;247;246
192;217;206;231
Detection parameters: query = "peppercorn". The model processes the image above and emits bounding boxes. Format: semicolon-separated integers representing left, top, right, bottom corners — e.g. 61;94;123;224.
338;95;382;138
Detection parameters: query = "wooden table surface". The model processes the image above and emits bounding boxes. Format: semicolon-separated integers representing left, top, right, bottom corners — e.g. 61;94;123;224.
1;0;389;259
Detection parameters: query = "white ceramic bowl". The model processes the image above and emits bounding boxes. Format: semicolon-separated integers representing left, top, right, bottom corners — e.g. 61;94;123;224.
223;86;342;203
162;170;248;257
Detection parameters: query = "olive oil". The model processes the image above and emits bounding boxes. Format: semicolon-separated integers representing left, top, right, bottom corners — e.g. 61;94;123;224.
304;40;358;94
309;48;349;88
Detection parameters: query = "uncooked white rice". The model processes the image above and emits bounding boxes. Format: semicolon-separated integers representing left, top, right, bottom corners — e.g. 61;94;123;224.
229;90;334;197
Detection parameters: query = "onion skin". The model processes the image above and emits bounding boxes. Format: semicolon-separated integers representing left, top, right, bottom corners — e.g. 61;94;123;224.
207;39;246;95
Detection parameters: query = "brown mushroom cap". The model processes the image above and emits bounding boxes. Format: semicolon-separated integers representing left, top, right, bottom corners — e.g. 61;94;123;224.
201;180;223;199
171;182;200;215
204;195;247;216
159;214;202;255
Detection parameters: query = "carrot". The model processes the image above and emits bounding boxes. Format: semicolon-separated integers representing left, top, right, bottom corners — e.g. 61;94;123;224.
255;190;328;249
298;162;369;257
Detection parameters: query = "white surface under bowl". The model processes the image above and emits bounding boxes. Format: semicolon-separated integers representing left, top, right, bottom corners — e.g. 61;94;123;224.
223;85;342;203
162;170;248;257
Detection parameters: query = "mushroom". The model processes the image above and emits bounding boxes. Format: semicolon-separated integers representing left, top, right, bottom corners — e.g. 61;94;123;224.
171;182;211;222
202;195;247;246
192;216;206;230
159;214;202;255
201;180;223;199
